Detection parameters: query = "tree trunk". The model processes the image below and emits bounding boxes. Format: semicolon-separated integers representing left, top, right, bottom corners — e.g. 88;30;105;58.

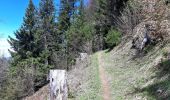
44;36;49;66
49;70;68;100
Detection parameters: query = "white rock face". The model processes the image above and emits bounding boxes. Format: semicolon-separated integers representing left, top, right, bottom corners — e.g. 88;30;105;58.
0;38;11;57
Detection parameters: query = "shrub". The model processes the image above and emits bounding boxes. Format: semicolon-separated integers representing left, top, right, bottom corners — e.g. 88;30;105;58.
105;28;121;48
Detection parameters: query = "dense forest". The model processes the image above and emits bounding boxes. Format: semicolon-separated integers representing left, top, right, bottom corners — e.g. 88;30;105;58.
0;0;170;99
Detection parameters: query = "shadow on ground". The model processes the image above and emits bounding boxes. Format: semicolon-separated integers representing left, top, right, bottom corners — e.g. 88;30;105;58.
130;59;170;100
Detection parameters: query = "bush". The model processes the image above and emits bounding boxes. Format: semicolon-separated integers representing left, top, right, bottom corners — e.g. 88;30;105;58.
105;28;121;48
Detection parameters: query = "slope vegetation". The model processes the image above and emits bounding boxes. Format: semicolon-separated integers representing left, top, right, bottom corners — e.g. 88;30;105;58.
98;40;170;100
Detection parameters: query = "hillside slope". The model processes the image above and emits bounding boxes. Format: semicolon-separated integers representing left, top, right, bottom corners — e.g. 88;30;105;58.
71;40;170;100
24;40;170;100
101;40;170;100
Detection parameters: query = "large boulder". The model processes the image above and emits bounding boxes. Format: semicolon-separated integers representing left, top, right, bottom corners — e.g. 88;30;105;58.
132;20;170;50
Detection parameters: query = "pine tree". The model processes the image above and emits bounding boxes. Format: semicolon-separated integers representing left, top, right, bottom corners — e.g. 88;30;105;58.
7;0;38;97
92;0;108;51
9;0;37;59
92;0;126;50
38;0;57;67
66;0;94;67
58;0;72;33
57;0;76;69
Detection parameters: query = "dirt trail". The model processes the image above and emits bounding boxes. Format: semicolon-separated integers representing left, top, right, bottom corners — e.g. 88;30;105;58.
98;52;111;100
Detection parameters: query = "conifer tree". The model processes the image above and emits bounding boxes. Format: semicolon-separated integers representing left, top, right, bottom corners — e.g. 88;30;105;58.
9;0;37;59
92;0;126;50
7;0;38;97
57;0;75;69
92;0;108;51
38;0;57;67
66;0;95;67
58;0;72;33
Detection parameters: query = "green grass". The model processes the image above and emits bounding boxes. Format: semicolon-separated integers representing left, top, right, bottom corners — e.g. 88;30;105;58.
101;50;152;99
76;53;102;100
70;43;170;100
101;44;170;100
138;59;170;100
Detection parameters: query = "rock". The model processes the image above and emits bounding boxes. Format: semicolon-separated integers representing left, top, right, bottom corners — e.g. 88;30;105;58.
132;20;170;50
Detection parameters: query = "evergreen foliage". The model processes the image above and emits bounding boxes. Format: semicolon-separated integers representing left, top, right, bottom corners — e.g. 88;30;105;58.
38;0;57;66
56;0;74;69
6;0;41;99
9;0;37;59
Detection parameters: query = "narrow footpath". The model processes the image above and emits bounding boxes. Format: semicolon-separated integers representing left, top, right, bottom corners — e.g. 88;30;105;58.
98;52;111;100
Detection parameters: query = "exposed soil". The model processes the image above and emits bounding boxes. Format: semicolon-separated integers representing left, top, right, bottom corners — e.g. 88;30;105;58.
98;52;111;100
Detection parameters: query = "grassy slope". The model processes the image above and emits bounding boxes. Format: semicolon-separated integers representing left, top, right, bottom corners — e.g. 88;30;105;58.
69;53;102;100
24;53;102;100
78;53;102;100
71;40;170;100
101;41;170;100
25;41;170;100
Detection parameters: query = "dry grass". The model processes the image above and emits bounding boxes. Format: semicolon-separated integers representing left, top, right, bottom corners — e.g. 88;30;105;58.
68;53;102;100
23;84;49;100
